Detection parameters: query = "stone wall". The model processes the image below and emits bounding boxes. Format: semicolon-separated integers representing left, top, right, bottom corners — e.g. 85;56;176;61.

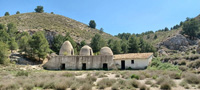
43;55;115;70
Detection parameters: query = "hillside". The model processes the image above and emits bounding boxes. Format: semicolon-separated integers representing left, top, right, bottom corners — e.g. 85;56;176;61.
142;14;200;47
0;12;119;43
141;28;181;46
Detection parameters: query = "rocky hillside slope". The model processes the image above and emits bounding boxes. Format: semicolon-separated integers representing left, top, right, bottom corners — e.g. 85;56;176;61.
140;14;200;56
0;13;119;44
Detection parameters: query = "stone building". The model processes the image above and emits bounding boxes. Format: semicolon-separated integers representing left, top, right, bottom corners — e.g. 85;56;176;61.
43;41;153;70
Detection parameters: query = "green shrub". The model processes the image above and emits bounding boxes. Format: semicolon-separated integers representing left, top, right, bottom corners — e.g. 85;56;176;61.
149;58;180;71
131;74;139;80
160;83;171;90
152;75;158;79
16;71;29;77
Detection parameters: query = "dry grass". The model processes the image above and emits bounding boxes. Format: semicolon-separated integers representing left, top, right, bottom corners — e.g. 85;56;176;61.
97;78;116;89
0;13;119;43
1;65;200;90
183;73;200;84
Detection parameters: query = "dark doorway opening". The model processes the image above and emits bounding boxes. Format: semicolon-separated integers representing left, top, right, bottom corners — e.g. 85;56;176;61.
82;63;86;70
61;64;65;70
90;49;92;55
103;63;108;70
121;60;125;70
71;50;73;55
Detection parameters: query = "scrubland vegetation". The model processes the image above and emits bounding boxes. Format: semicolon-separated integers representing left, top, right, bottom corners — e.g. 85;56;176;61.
0;57;200;90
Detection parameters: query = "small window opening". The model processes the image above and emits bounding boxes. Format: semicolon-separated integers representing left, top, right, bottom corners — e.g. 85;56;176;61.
131;60;134;64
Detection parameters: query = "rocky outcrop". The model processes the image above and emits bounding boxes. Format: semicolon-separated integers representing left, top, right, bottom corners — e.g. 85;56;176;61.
158;34;200;52
159;34;189;51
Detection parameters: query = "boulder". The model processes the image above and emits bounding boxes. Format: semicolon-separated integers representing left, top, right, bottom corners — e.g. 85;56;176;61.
160;34;189;51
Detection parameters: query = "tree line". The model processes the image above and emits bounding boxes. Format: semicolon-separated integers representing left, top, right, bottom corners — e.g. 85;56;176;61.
0;23;50;65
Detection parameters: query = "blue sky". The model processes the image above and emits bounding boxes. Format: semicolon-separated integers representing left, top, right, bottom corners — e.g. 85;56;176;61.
0;0;200;35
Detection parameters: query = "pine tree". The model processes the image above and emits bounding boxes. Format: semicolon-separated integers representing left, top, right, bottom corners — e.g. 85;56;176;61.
112;40;121;54
30;31;50;60
16;11;20;14
100;28;104;33
7;23;17;37
0;24;9;43
9;37;18;52
91;34;105;53
35;6;44;13
182;19;199;39
108;39;114;49
0;41;10;65
19;34;30;54
80;40;86;47
128;35;140;53
4;12;10;16
52;34;65;54
89;20;96;29
121;41;129;53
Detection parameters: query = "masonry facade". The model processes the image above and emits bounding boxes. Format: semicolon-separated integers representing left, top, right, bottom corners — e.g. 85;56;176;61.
43;41;153;70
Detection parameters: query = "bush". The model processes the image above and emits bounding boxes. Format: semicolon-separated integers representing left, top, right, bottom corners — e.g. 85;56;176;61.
128;79;140;88
139;84;149;90
54;82;68;90
187;59;200;69
131;74;139;80
97;78;116;89
62;72;74;77
169;72;181;79
177;60;187;65
23;83;34;90
156;76;175;87
80;83;92;90
111;84;119;90
0;82;19;90
149;58;180;71
179;80;189;88
184;73;200;84
178;66;188;71
70;83;79;90
151;83;158;87
86;76;97;84
145;80;152;85
160;83;171;90
115;74;120;77
16;71;29;77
